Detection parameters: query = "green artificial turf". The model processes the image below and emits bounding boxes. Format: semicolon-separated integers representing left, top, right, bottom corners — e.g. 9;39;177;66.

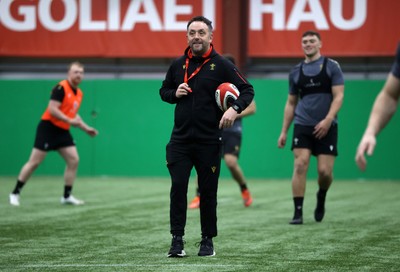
0;176;399;271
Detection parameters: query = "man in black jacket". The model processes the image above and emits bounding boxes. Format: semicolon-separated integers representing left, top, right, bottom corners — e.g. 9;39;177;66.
160;16;254;257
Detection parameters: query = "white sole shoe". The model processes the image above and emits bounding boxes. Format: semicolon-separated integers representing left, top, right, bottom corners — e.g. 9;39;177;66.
9;193;20;206
61;195;84;205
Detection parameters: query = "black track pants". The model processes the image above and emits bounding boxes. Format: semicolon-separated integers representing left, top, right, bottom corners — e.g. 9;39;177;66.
166;141;222;237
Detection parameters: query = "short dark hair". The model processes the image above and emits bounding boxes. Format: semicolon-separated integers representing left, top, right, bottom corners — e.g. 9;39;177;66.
302;30;321;41
187;16;213;32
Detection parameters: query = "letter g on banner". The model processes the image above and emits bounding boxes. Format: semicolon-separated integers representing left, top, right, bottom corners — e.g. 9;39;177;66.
0;0;77;32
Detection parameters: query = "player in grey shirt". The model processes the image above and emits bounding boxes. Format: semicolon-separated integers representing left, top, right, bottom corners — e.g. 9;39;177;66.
278;31;345;225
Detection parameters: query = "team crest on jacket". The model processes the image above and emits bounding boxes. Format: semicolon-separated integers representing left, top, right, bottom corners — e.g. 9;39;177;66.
211;166;216;173
210;63;216;70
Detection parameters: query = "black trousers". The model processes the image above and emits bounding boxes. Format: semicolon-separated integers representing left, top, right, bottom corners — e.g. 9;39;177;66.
166;141;222;238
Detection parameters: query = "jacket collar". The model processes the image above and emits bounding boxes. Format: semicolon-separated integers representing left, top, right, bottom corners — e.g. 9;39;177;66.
185;44;214;60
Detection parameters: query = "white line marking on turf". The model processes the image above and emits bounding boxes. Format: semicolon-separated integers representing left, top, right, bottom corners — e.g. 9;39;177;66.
6;264;244;268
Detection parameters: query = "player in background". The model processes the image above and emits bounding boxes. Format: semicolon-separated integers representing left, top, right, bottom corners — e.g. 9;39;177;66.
277;31;345;225
160;16;254;257
9;62;98;206
189;54;256;209
355;43;400;170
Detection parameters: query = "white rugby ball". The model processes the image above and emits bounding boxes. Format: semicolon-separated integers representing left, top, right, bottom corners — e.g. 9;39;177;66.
215;82;240;112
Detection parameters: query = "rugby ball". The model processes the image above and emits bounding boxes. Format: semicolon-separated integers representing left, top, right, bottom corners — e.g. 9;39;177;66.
215;83;240;112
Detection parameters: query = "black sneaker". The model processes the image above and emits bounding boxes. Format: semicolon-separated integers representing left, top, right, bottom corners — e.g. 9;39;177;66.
197;236;215;257
167;235;186;257
314;193;326;222
289;215;303;225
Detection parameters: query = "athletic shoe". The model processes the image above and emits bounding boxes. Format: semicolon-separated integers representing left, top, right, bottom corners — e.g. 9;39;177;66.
314;193;326;222
198;236;216;257
289;216;303;225
9;193;20;206
167;235;186;257
60;195;84;205
241;189;253;207
188;196;200;209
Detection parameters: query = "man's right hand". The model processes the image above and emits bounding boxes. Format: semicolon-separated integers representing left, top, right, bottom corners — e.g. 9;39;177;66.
176;83;192;98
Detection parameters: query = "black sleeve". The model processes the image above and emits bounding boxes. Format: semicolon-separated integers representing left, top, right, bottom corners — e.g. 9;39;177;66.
223;60;255;112
159;60;180;104
50;84;65;102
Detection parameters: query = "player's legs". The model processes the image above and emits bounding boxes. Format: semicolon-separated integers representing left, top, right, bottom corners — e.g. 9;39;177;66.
58;146;80;186
18;148;48;182
58;146;84;205
290;148;311;224
315;124;337;190
313;124;338;222
314;154;335;222
223;132;252;206
10;148;47;206
316;154;335;189
292;148;311;197
188;177;200;209
223;133;243;186
224;153;253;207
224;154;245;185
289;125;315;224
11;120;50;205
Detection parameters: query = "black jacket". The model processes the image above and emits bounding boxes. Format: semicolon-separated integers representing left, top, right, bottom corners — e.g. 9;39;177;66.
160;46;255;144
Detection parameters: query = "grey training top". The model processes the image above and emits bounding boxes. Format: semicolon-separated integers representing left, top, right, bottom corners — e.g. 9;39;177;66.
289;56;344;126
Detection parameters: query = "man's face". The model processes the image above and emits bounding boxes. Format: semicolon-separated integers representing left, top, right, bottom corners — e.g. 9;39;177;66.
301;35;321;58
68;64;84;86
186;21;213;56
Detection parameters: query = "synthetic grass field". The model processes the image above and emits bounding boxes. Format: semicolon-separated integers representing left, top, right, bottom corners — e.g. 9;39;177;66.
1;176;399;271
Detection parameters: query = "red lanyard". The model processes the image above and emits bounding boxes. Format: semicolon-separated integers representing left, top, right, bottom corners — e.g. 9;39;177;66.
184;57;211;84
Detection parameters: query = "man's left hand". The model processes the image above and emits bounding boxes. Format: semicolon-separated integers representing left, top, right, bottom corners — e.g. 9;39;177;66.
219;107;238;129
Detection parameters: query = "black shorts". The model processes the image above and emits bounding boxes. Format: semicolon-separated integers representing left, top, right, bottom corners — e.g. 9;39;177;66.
34;120;75;151
291;124;338;156
222;131;241;157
